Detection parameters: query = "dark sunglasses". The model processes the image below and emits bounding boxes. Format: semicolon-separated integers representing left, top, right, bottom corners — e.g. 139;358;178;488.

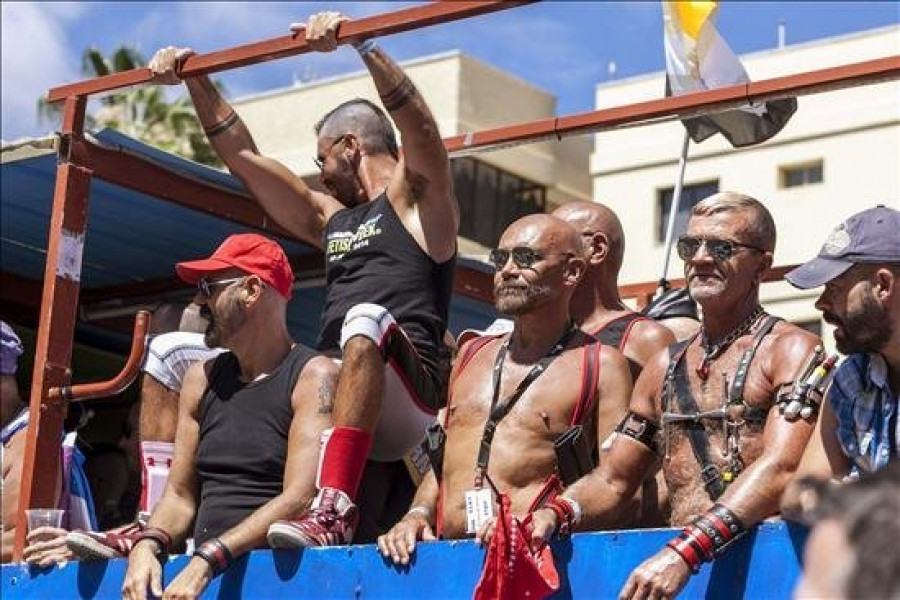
197;276;245;298
676;235;765;262
312;135;348;171
488;246;572;270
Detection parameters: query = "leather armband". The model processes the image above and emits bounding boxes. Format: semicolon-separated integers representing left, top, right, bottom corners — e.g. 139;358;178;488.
666;504;747;573
421;422;446;481
615;412;659;454
193;537;234;577
133;527;172;558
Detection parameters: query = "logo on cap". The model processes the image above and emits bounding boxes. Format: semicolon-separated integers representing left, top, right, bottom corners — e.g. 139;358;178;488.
821;226;851;257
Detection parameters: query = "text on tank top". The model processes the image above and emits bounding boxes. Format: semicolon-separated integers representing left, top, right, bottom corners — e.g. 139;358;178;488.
318;193;455;376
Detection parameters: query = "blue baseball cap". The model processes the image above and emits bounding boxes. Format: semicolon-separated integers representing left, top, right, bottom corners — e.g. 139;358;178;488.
786;205;900;289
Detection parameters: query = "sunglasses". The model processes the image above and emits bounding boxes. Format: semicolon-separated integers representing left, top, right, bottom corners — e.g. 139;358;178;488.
197;276;246;298
676;235;765;262
312;135;348;171
488;247;572;270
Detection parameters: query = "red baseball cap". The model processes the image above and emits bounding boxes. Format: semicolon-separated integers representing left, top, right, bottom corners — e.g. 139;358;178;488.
176;234;294;300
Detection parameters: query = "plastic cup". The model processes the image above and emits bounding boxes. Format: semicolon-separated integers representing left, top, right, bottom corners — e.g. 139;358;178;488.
25;509;64;532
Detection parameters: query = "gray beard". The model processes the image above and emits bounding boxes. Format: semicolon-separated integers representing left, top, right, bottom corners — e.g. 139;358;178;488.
495;283;554;316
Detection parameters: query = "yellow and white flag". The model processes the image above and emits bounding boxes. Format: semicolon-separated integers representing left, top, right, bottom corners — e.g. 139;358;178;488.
662;1;796;147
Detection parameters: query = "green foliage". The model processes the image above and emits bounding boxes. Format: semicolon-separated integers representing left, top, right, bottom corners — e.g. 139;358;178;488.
37;46;223;168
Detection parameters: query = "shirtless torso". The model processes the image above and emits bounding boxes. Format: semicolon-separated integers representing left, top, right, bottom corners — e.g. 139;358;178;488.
439;332;630;537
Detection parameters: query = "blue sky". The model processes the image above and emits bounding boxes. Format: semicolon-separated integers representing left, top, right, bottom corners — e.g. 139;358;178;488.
2;1;897;142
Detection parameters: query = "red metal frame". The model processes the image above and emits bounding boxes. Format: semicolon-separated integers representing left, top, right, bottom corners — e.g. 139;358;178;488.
46;1;534;102
49;311;151;403
13;96;91;560
16;0;899;561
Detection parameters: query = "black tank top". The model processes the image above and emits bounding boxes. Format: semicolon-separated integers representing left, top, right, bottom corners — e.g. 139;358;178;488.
318;193;455;375
193;344;315;545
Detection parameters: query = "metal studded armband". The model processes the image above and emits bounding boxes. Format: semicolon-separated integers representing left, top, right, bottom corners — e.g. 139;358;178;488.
776;353;839;421
615;412;660;454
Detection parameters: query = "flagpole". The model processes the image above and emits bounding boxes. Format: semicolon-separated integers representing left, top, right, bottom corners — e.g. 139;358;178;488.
656;130;691;296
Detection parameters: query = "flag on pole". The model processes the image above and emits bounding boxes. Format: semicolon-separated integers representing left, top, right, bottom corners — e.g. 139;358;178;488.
663;1;797;147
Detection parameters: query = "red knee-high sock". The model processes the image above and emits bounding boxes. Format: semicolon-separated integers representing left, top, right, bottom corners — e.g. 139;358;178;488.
317;427;373;500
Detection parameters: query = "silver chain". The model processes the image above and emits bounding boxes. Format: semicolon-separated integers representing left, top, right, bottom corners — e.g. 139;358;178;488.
700;305;765;362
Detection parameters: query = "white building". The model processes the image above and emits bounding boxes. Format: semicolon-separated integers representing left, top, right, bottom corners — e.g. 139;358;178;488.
591;25;899;337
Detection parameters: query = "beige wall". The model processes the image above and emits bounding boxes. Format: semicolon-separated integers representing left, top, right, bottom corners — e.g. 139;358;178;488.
591;26;900;339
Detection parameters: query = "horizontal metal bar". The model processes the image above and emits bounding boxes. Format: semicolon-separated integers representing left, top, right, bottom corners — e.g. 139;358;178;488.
46;1;533;102
445;56;900;156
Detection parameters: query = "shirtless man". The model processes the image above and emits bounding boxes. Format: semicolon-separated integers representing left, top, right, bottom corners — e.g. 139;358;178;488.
121;234;337;600
531;192;821;599
553;201;675;526
377;215;632;565
150;10;457;547
553;201;674;379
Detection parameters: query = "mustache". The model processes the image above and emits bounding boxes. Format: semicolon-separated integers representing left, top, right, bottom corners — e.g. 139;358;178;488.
821;312;842;326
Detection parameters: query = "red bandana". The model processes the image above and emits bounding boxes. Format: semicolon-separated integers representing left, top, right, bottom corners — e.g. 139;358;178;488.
473;494;560;600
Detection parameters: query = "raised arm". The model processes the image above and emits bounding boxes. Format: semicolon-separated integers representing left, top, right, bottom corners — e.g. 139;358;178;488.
157;356;337;598
148;47;341;247
306;12;458;261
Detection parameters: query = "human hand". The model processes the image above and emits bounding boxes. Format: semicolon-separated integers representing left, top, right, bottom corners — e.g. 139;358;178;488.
528;508;559;551
474;517;498;547
148;46;196;85
121;541;164;600
376;511;436;566
161;556;212;600
23;526;73;567
290;12;349;53
618;546;692;600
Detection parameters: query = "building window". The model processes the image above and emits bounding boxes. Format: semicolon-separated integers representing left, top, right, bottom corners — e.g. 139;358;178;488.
780;160;823;188
452;157;546;247
656;180;719;243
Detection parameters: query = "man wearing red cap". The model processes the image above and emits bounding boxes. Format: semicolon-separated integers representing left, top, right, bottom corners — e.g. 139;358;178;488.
121;234;339;599
150;10;457;547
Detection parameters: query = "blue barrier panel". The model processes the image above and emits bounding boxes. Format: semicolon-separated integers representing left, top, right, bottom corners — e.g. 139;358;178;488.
2;521;807;599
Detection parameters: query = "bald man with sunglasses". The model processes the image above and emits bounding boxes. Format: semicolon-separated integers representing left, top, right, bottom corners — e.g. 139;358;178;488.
531;192;821;600
377;214;632;565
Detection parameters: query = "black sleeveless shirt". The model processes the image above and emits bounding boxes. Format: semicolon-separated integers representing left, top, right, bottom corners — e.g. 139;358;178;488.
318;193;455;376
193;344;315;545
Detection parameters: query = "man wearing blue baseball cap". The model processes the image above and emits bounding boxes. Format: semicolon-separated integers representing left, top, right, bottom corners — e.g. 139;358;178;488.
782;205;900;520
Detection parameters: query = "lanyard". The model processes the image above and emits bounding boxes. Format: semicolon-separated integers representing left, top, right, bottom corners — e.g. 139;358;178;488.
474;323;578;487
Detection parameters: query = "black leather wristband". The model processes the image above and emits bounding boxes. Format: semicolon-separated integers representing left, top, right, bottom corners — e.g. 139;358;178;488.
193;537;234;577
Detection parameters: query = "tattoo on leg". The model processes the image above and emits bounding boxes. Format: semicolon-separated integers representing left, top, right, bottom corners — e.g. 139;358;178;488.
317;379;335;415
380;77;416;112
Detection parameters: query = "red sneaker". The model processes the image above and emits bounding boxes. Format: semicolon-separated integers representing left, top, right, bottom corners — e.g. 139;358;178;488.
66;523;142;560
267;488;358;548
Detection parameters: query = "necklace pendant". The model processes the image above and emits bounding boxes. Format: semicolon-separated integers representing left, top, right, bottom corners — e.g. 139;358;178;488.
697;359;711;381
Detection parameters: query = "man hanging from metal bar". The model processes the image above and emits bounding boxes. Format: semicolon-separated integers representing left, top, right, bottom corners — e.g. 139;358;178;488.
149;10;457;547
528;192;824;599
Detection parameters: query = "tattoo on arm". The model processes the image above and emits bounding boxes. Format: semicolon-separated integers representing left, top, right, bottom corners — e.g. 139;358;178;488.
204;110;240;138
317;379;335;415
380;76;416;113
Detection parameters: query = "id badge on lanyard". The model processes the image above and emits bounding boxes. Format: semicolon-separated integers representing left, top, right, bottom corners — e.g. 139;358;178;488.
464;486;495;535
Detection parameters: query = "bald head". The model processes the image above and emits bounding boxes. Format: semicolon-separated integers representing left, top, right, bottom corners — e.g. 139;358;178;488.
499;213;583;257
553;201;625;275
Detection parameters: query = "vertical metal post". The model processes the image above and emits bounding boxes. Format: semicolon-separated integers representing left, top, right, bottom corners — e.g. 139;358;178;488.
656;130;691;294
13;96;91;561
